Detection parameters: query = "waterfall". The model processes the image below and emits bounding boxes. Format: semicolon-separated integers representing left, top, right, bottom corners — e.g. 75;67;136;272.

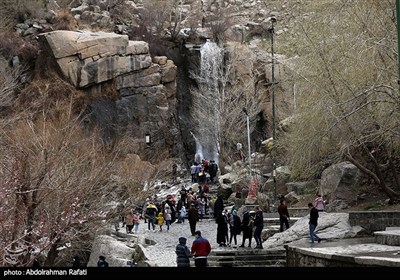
193;40;223;165
190;131;204;164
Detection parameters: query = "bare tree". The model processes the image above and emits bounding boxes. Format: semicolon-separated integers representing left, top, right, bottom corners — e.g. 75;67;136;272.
0;68;157;267
130;0;200;43
280;0;400;202
0;105;113;266
206;7;233;45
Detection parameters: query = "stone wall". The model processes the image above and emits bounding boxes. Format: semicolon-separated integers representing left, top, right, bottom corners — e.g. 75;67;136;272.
286;246;366;267
286;244;384;267
349;211;400;235
285;238;400;267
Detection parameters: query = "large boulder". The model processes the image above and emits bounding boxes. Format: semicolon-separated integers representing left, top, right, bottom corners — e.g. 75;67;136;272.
320;162;361;209
87;234;134;267
263;212;361;249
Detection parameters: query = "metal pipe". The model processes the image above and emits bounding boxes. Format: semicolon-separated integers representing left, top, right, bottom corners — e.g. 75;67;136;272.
270;17;277;200
396;0;400;86
243;108;252;176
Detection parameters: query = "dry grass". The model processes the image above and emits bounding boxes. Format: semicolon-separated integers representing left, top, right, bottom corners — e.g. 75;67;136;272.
53;8;77;31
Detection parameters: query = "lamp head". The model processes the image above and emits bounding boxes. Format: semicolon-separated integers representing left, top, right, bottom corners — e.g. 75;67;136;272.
145;133;151;144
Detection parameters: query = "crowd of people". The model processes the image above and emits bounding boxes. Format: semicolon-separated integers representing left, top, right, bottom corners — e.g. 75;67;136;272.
107;160;327;267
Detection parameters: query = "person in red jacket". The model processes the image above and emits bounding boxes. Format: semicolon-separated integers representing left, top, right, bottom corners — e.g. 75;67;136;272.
191;230;211;267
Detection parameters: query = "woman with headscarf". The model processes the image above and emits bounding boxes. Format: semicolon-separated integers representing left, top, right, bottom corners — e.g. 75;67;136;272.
213;195;224;221
216;209;229;246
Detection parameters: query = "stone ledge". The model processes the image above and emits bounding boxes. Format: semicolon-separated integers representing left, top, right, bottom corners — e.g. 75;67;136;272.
374;230;400;236
349;211;400;235
286;239;400;267
374;230;400;246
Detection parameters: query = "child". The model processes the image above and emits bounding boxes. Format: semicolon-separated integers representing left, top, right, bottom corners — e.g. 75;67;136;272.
164;205;172;231
175;237;192;267
133;211;141;234
156;212;164;232
180;206;187;224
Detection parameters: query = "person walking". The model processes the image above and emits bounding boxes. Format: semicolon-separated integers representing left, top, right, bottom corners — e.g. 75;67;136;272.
125;210;134;234
277;199;290;232
239;210;254;248
308;202;322;243
253;207;264;249
188;203;199;235
164;205;172;231
156;212;164;232
176;197;184;223
145;202;158;231
175;237;192;267
216;209;229;247
132;211;141;234
213;195;224;221
190;162;197;183
191;230;211;267
315;194;325;212
180;205;187;224
228;209;241;247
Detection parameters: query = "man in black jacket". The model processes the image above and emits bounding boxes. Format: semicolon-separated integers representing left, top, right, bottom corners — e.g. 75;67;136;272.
308;202;322;243
253;207;264;249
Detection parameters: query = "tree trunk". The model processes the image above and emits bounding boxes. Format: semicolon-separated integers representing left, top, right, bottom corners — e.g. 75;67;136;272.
44;238;61;267
345;152;400;201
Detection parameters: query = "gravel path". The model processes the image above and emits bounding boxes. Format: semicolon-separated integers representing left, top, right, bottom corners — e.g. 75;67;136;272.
131;218;241;267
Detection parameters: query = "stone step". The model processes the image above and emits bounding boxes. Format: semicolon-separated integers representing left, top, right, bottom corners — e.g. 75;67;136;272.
208;247;286;267
208;259;286;267
210;248;285;256
210;249;285;255
374;230;400;246
208;254;285;261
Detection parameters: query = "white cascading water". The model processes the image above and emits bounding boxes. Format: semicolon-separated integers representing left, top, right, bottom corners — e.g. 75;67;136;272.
190;131;204;164
193;40;223;165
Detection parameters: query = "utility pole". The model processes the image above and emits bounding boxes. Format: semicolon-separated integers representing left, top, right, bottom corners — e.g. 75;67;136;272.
270;16;277;200
396;0;400;88
243;108;252;177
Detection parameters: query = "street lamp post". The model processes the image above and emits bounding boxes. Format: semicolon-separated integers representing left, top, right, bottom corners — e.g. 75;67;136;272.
242;108;252;177
270;16;277;200
397;0;400;87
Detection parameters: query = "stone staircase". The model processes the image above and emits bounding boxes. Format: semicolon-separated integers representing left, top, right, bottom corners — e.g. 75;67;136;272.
207;247;286;267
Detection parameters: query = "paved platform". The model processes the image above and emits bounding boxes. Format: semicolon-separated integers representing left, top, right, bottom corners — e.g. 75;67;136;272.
286;237;400;267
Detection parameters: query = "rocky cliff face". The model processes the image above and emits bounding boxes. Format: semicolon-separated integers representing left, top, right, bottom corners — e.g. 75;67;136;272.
39;30;179;160
11;0;293;164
